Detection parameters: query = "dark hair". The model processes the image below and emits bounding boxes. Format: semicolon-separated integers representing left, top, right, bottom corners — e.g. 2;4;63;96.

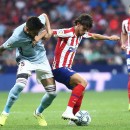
26;16;44;31
74;14;93;29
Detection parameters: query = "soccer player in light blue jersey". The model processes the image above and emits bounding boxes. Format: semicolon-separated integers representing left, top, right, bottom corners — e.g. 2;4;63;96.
0;13;57;127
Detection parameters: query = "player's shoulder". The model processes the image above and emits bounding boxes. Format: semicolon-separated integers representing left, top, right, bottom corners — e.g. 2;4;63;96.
62;27;75;35
14;23;25;35
54;27;74;37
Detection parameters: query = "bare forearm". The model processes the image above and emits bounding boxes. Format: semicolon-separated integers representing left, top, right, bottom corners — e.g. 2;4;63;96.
92;33;120;40
121;32;127;45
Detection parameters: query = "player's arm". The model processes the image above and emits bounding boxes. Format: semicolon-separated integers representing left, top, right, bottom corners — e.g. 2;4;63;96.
120;20;128;50
121;32;128;50
0;35;18;54
42;13;52;40
33;30;48;45
90;33;120;40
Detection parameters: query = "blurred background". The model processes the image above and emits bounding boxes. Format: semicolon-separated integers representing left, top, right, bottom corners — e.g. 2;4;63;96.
0;0;129;92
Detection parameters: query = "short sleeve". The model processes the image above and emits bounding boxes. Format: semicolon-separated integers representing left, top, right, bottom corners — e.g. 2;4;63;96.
38;14;46;25
2;35;19;50
82;32;92;38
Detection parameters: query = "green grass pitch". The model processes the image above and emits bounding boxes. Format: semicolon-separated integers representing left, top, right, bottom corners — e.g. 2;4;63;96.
0;91;130;130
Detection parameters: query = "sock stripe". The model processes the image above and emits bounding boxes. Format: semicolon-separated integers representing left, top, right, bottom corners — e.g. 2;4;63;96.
16;78;27;85
44;85;56;92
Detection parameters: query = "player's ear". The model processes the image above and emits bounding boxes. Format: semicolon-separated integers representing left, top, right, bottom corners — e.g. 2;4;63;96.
25;26;29;33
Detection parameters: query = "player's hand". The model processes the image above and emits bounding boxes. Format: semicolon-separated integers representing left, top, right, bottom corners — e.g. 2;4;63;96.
121;44;127;50
109;35;120;40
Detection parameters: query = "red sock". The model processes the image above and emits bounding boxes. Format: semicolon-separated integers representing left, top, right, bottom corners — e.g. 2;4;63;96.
73;94;84;115
128;76;130;103
68;84;85;108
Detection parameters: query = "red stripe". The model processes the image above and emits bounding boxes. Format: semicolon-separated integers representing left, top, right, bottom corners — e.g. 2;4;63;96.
64;27;74;34
88;32;92;36
68;52;75;68
62;37;75;67
54;38;67;68
53;30;57;35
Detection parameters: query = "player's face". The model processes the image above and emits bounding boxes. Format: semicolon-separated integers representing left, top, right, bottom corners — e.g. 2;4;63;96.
77;24;89;36
28;29;41;38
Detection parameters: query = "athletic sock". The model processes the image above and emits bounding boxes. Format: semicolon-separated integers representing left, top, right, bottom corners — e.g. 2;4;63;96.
68;84;85;109
128;75;130;104
3;83;24;113
73;94;83;115
36;93;56;114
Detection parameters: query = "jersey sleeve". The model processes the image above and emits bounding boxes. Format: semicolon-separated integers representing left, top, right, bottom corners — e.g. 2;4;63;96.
82;32;93;38
53;28;74;38
38;14;46;25
122;20;127;34
2;35;19;50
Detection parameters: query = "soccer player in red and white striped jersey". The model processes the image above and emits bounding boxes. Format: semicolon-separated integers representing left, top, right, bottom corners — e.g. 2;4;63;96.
35;13;120;122
121;5;130;111
52;14;119;122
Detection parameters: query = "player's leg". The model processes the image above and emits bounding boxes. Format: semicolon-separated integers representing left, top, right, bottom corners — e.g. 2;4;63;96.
35;77;56;113
128;73;130;111
126;59;130;111
0;61;29;126
34;70;57;126
62;73;87;120
73;94;83;115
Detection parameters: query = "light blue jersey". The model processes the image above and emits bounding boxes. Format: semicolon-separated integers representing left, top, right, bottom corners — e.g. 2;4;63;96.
2;15;47;64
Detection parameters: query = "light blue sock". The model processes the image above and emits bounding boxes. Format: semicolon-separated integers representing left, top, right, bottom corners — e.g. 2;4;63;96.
3;83;25;113
36;93;57;114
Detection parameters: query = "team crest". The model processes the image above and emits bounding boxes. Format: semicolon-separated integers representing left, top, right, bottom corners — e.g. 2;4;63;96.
57;30;64;35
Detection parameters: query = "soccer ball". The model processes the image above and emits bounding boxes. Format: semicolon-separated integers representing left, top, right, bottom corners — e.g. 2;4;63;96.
75;110;91;126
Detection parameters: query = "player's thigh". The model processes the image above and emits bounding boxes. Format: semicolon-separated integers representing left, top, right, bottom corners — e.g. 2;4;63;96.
41;77;55;86
70;73;87;87
17;60;31;76
36;70;55;86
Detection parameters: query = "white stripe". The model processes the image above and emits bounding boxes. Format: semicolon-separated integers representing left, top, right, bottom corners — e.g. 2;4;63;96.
59;44;69;67
58;37;72;67
65;37;77;66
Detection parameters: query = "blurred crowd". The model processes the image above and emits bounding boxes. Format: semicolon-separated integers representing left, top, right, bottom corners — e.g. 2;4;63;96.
0;0;128;70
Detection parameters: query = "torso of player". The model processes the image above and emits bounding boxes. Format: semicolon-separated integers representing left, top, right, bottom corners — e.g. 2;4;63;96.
4;23;46;64
122;19;130;55
52;32;83;69
122;19;130;34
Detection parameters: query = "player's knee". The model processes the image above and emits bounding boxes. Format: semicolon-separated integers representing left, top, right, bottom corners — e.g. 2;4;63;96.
16;77;28;88
79;79;88;88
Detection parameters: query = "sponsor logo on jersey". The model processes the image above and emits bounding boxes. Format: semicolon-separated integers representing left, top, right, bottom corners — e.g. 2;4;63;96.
68;47;77;52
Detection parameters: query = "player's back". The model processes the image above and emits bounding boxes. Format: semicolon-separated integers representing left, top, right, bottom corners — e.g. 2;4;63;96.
3;23;46;64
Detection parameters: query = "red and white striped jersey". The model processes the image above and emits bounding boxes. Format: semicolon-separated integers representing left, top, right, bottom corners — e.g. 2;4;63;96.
52;27;92;69
122;18;130;34
122;18;130;54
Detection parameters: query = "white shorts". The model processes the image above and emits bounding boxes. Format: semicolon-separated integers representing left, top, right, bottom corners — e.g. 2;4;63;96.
17;60;53;82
